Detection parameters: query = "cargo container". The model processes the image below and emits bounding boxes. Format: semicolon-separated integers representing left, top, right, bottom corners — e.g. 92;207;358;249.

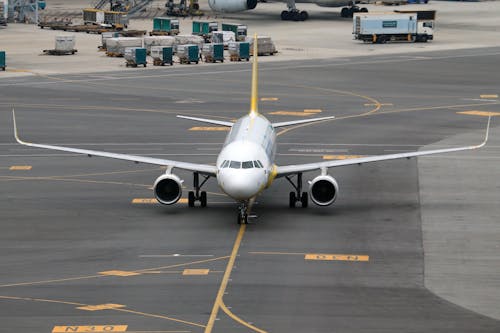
0;51;5;71
151;46;173;66
0;1;7;27
228;42;250;61
353;12;434;43
124;47;147;67
55;35;76;52
211;31;235;48
106;37;142;56
100;32;120;50
83;8;128;29
151;17;179;36
202;43;224;63
174;34;204;53
177;44;199;64
247;36;277;56
144;36;175;53
192;21;218;41
221;23;247;41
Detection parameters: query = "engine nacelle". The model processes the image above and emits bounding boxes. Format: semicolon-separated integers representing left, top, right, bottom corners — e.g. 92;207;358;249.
309;175;339;206
153;174;183;205
208;0;257;13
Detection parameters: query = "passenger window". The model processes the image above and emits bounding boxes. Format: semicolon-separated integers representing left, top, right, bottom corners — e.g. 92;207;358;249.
230;161;241;169
242;161;253;169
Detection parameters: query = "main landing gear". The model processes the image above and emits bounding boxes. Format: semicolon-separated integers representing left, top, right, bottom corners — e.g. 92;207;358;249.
286;173;308;208
281;0;308;21
340;4;368;18
188;172;209;207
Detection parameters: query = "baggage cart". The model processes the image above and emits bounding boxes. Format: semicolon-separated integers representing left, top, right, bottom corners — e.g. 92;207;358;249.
221;23;247;41
124;47;147;67
202;43;224;63
228;41;250;61
151;46;174;66
177;44;199;64
192;21;218;42
150;17;180;36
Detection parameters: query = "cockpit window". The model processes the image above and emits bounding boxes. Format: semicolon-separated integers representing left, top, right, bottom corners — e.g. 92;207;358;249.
221;160;229;168
242;161;253;169
230;161;241;169
255;160;263;168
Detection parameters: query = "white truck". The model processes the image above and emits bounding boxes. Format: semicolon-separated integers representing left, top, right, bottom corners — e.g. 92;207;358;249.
353;11;435;43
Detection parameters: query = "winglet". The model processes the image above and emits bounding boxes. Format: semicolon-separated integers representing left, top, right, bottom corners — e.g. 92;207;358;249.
249;33;259;116
12;108;23;144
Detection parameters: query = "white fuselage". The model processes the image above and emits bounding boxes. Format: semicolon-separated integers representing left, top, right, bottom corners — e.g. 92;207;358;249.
216;113;276;201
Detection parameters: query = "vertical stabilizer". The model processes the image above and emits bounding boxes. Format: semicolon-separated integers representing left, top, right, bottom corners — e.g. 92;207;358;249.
249;34;259;115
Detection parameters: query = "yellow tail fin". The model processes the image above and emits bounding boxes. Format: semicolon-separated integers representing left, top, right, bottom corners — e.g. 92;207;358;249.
249;34;259;115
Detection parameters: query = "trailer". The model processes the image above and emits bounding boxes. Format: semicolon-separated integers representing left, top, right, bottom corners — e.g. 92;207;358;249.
150;17;179;36
151;46;174;66
83;8;128;30
353;12;434;43
192;21;218;42
124;47;147;67
221;23;247;42
228;42;250;61
0;51;5;71
201;43;224;63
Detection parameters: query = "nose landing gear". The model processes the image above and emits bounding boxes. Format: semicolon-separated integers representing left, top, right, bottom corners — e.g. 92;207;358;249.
237;203;248;224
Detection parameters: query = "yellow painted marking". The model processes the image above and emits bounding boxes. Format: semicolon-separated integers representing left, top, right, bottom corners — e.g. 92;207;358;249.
132;198;158;204
9;165;32;170
182;269;210;275
260;97;279;101
205;225;246;333
323;155;365;160
457;111;500;117
220;300;268;333
52;325;128;332
480;94;498;99
98;270;141;277
303;109;322;113
77;304;126;311
189;127;230;131
178;198;188;204
268;111;316;117
305;254;369;262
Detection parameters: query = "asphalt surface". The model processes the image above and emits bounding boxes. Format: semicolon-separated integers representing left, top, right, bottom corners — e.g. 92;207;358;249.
1;47;500;333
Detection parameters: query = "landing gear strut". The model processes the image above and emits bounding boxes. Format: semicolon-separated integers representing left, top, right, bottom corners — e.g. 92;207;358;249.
281;0;308;21
340;3;368;18
188;172;209;207
286;173;308;208
237;202;249;224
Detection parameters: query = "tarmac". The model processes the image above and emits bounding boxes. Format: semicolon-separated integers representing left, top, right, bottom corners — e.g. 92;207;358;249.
1;46;499;333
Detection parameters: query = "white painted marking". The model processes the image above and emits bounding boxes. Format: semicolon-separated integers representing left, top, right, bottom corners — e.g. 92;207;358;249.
139;254;215;258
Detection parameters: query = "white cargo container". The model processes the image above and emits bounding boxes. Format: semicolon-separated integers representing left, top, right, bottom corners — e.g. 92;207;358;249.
106;37;143;56
246;36;277;56
353;12;434;43
144;36;175;53
211;31;235;48
55;36;76;52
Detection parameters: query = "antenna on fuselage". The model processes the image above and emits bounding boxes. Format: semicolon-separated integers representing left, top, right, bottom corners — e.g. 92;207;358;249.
249;34;259;116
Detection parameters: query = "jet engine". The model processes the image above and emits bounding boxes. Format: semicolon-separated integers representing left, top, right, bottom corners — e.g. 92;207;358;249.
308;175;339;206
208;0;257;13
153;174;183;205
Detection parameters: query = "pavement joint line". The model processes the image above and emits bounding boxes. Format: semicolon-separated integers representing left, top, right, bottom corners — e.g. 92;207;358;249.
219;300;268;333
205;225;246;333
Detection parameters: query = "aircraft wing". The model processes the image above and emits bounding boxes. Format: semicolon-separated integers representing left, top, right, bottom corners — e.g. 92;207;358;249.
12;110;218;176
176;115;234;127
276;117;491;177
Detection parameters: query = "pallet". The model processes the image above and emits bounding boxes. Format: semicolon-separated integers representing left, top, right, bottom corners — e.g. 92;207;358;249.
153;59;173;66
125;62;147;68
43;49;77;55
106;52;123;57
203;55;224;63
149;30;179;36
230;54;249;62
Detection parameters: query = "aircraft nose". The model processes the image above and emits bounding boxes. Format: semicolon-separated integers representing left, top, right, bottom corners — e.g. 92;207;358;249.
219;171;262;200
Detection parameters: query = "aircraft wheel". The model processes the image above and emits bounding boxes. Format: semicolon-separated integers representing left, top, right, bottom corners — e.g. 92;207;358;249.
188;191;195;207
341;7;349;18
301;192;308;208
281;10;290;20
299;11;308;21
200;191;207;207
289;192;296;208
360;7;368;12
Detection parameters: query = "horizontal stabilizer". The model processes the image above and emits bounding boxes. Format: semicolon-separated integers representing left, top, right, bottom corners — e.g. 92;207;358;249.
176;115;234;127
272;116;335;128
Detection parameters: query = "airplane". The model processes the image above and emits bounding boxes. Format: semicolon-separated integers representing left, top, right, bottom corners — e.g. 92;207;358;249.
12;36;491;224
207;0;371;21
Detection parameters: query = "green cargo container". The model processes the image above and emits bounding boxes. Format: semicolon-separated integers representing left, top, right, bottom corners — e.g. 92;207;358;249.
221;23;247;41
152;17;179;34
202;43;224;63
192;21;218;35
161;47;173;65
0;51;5;71
239;42;250;59
125;47;147;67
178;44;199;64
